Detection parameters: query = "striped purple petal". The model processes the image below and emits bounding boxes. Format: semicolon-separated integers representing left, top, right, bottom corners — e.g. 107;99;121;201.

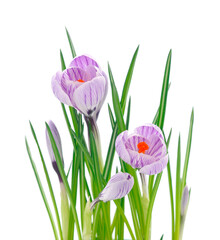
71;76;107;118
51;72;72;106
98;172;134;202
115;124;168;175
69;55;99;70
139;154;168;175
134;124;164;140
45;121;64;182
51;55;108;119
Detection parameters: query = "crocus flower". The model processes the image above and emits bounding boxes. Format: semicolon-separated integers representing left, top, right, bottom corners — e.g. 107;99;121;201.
115;124;168;175
181;185;189;216
90;172;134;209
52;55;108;120
45;120;64;182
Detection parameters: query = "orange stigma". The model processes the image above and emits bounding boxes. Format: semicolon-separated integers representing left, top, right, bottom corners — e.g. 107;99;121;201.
77;79;85;83
137;142;149;154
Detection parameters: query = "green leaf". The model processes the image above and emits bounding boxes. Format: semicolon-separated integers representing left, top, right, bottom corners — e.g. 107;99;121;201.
46;123;82;240
121;45;139;114
108;63;126;132
65;27;77;58
166;129;175;240
108;104;115;129
175;135;182;240
70;129;95;175
126;97;131;130
157;50;172;129
160;234;164;240
29;122;63;240
25;138;59;240
60;49;66;71
181;108;194;192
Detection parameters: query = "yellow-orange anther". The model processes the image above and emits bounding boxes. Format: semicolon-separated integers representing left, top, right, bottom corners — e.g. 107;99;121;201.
137;141;149;154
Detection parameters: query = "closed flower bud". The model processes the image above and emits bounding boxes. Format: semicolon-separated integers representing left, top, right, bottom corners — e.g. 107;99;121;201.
45;120;64;182
90;172;134;210
181;185;189;216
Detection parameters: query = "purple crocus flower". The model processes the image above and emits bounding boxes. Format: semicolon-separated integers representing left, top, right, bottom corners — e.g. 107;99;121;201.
90;172;134;209
45;120;64;182
115;124;168;175
52;55;108;120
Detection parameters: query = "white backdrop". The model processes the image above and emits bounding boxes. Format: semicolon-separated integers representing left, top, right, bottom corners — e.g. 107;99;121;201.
1;0;220;239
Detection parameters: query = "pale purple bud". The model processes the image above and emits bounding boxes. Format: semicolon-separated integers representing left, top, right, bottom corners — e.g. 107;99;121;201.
45;120;64;182
181;185;189;216
115;124;168;175
51;55;108;120
90;172;134;210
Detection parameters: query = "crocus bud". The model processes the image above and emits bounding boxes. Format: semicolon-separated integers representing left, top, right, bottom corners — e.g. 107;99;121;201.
90;172;134;210
52;55;108;121
45;120;64;182
181;185;189;216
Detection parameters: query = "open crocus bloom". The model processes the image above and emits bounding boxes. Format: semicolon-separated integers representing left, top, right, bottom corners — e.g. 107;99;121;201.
52;55;108;120
115;124;168;175
90;172;134;209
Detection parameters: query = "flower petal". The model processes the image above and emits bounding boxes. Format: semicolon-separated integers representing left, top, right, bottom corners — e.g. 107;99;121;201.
69;55;99;70
51;72;72;106
134;124;164;140
99;172;134;202
139;154;168;175
115;131;131;165
72;76;107;117
126;149;155;168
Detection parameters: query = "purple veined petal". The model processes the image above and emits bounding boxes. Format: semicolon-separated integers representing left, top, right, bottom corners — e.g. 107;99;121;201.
181;185;189;216
99;172;134;202
147;134;167;158
45;121;64;181
125;133;150;152
71;76;107;117
126;149;155;169
115;131;131;165
139;154;168;175
63;67;88;82
134;124;164;141
69;55;99;70
51;72;72;106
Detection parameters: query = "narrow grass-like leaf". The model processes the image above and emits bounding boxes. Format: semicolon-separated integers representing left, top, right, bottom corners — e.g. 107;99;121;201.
70;129;95;175
157;50;172;130
65;27;77;58
181;108;194;193
175;135;182;240
145;130;172;239
60;50;66;71
160;234;164;240
121;45;139;113
166;129;175;240
46;123;82;240
126;97;131;130
29;122;63;240
25;138;59;240
108;104;115;129
108;63;126;132
89;128;112;240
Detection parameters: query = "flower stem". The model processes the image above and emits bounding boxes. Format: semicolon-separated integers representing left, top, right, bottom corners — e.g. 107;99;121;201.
85;117;104;173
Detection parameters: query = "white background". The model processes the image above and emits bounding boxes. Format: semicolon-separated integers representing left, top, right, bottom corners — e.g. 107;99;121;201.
0;0;220;239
